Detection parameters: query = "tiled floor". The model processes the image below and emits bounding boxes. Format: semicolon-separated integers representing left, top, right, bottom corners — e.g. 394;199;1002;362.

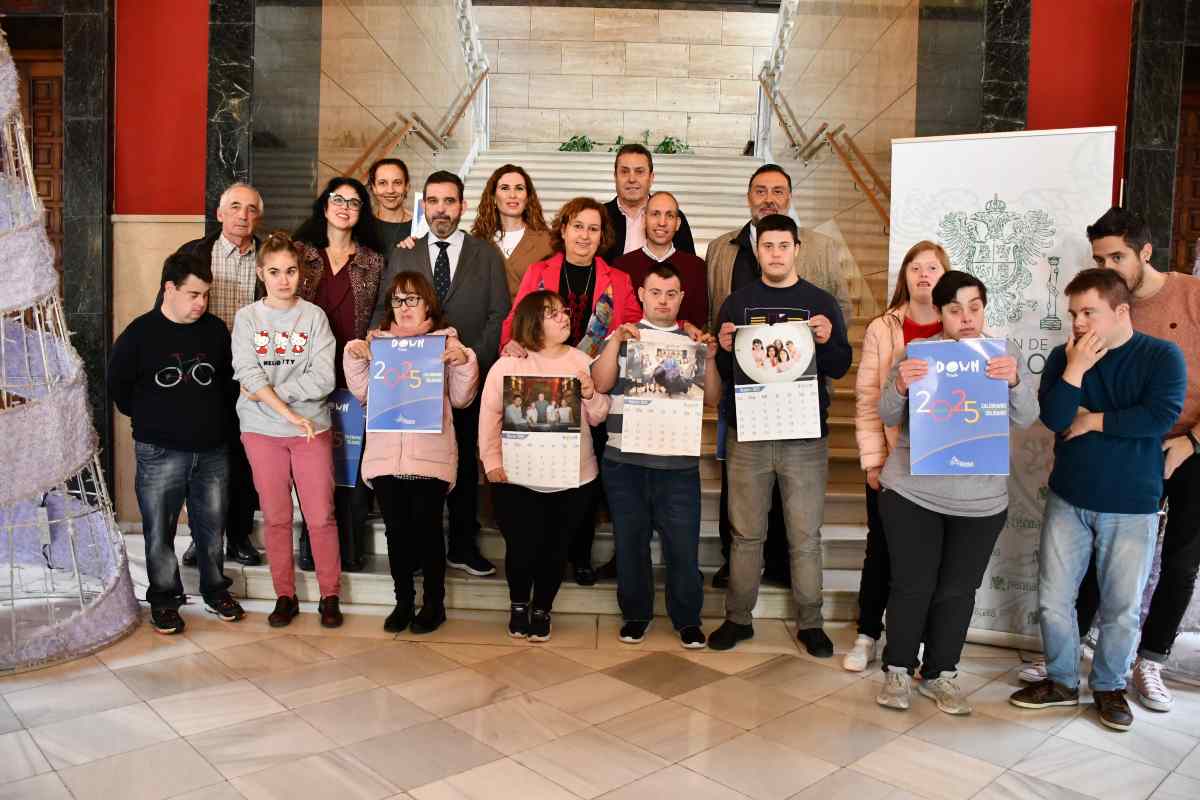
2;602;1199;800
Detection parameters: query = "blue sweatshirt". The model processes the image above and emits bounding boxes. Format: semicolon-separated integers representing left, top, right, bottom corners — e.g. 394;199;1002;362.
1039;331;1185;514
715;278;852;437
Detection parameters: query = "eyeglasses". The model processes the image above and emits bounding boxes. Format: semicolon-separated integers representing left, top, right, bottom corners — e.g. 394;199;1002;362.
544;307;571;320
329;194;363;210
391;294;423;307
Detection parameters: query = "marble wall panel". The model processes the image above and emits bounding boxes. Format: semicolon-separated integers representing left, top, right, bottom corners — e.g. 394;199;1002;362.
531;7;596;42
658;10;723;44
722;11;777;46
559;109;624;144
494;107;561;142
490;73;531;107
720;79;758;115
562;42;626;75
626;43;689;77
593;75;658;111
622;111;688;143
529;74;597;109
500;40;563;73
687;112;753;147
593;8;659;42
656;78;720;113
688;44;754;79
474;4;530;39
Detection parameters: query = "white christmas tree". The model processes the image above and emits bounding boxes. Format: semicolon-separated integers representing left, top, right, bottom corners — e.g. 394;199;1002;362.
0;27;138;673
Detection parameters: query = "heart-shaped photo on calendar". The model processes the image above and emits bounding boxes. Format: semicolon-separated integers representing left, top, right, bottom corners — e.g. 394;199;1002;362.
734;321;816;385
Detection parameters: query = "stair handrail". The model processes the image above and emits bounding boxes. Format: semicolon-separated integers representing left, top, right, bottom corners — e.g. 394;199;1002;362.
341;120;399;180
755;0;803;160
823;127;890;229
442;67;489;140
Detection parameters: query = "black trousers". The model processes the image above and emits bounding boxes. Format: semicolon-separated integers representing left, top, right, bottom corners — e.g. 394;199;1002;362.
856;482;890;639
226;405;258;549
880;490;1007;679
1076;452;1200;659
569;423;609;568
332;443;373;567
374;476;449;609
718;460;790;577
447;400;482;558
494;480;596;611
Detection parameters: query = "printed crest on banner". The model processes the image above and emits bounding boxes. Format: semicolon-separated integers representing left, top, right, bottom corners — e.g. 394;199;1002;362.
937;195;1056;329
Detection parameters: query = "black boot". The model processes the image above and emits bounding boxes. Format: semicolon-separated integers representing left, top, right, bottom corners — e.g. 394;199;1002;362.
297;526;315;571
226;536;262;566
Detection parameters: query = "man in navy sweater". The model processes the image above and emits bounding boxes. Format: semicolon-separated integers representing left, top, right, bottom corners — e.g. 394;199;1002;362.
708;214;853;655
1010;269;1185;731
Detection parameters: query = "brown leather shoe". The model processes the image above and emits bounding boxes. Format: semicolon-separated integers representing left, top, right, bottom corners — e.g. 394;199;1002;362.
319;595;343;628
268;595;299;628
1094;689;1134;731
1008;679;1080;709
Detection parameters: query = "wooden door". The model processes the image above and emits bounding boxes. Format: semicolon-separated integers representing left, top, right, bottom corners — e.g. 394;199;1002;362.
13;52;64;278
1173;90;1200;274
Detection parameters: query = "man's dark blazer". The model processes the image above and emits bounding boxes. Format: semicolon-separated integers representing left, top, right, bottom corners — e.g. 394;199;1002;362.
602;197;696;265
370;232;511;374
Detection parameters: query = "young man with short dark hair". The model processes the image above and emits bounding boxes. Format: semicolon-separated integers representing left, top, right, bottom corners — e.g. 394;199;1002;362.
109;253;244;634
592;263;721;648
710;214;853;654
1010;268;1185;731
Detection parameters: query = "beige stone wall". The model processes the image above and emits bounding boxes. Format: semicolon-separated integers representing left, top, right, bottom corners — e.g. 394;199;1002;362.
110;216;206;523
772;0;918;315
475;6;777;154
317;0;477;191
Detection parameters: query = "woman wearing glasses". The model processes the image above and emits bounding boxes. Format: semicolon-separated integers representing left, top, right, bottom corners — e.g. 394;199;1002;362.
498;197;641;585
480;290;610;641
344;271;478;634
293;177;385;572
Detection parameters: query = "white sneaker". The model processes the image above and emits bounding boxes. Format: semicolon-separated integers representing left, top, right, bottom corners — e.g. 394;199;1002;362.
1018;660;1047;684
843;635;878;672
876;666;911;710
1132;658;1173;712
918;671;972;715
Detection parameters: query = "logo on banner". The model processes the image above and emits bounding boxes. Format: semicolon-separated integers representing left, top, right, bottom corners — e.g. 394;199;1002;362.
938;195;1056;329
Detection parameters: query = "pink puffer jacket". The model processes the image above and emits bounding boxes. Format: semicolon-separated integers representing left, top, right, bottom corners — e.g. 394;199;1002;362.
854;305;907;471
344;326;479;489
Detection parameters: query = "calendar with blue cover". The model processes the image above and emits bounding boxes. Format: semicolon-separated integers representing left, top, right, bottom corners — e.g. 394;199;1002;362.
329;389;364;487
366;335;445;433
908;338;1010;476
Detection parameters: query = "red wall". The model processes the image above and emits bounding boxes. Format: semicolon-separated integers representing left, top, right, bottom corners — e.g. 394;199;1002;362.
1027;0;1134;203
113;0;208;214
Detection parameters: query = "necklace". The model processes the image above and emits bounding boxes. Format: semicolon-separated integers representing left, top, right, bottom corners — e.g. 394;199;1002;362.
563;261;594;299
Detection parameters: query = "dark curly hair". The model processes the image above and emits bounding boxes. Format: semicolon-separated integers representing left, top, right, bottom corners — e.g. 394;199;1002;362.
293;177;384;255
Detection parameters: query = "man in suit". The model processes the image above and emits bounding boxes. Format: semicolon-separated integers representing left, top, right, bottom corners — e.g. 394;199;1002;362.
602;144;695;265
371;170;511;577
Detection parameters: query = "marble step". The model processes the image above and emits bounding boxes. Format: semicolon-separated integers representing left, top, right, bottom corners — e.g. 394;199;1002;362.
235;559;863;622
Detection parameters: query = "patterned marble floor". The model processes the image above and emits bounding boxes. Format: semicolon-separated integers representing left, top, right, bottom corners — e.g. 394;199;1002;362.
1;601;1199;800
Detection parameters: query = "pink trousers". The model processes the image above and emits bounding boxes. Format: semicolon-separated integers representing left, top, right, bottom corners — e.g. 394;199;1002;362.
241;431;341;598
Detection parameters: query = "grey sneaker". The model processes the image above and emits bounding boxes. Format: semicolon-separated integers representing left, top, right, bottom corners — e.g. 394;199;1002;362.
876;666;911;710
918;672;972;715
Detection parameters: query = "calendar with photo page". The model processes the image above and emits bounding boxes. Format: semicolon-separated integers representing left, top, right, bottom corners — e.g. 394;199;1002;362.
329;388;364;488
620;332;706;457
366;335;445;433
733;311;821;442
501;374;582;488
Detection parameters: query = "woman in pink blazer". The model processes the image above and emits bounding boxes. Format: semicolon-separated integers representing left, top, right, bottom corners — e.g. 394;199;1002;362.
344;270;479;635
845;241;949;672
497;196;641;586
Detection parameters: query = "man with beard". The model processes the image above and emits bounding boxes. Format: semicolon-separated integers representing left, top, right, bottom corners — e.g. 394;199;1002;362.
371;171;511;577
705;164;852;588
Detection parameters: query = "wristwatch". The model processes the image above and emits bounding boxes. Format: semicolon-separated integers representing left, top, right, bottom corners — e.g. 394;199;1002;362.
1188;431;1200;456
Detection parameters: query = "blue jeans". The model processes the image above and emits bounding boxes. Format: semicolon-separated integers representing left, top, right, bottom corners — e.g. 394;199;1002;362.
602;459;703;630
135;441;231;609
1038;490;1157;691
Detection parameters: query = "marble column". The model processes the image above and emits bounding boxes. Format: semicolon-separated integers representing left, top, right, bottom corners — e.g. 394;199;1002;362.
980;0;1029;132
915;1;984;137
206;0;256;233
62;0;114;477
1125;0;1190;272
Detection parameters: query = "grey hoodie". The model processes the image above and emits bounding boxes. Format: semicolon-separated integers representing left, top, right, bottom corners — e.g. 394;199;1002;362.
232;299;335;437
878;335;1039;517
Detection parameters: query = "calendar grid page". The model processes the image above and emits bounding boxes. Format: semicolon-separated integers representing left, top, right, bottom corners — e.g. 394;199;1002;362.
619;337;707;457
734;378;821;441
502;431;581;488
